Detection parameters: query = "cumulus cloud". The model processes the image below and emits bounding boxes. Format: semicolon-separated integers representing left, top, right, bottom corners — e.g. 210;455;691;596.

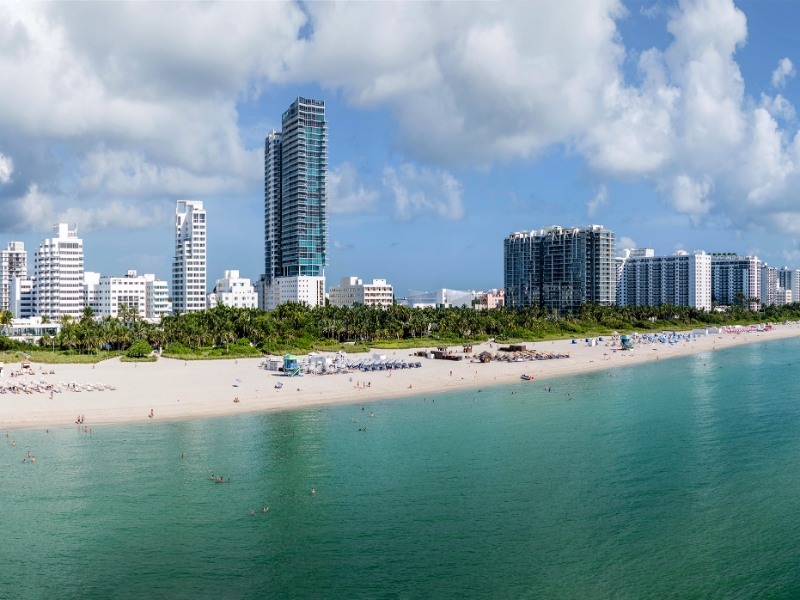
618;236;637;250
586;184;609;218
382;164;464;221
772;57;796;89
328;162;379;213
1;0;800;239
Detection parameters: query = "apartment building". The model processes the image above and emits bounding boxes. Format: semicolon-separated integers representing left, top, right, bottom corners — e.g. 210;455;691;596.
329;277;393;308
171;200;207;313
616;249;712;310
504;225;616;313
710;254;761;308
33;224;85;319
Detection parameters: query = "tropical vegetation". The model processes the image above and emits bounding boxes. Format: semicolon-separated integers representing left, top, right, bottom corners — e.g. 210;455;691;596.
1;299;800;363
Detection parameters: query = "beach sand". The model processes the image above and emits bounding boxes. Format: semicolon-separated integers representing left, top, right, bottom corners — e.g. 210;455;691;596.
2;323;799;428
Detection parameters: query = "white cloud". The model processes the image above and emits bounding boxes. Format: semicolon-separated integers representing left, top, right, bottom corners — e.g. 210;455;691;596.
382;164;464;221
663;174;714;221
0;153;12;184
58;201;166;233
772;57;796;89
0;0;799;239
333;241;353;251
760;93;796;122
586;184;609;218
618;236;637;250
328;162;379;214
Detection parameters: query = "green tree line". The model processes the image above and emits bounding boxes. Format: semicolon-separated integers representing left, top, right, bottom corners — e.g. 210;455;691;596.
3;300;800;359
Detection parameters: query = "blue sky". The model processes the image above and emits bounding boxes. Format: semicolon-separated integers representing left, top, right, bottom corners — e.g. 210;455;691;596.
2;1;800;295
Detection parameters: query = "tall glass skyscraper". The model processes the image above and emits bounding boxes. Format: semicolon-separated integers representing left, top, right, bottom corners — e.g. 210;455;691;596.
264;130;282;285
279;97;327;277
259;97;328;310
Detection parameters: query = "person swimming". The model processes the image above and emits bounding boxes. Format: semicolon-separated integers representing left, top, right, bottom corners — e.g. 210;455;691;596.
181;453;185;459
263;507;268;513
311;488;315;496
251;510;255;516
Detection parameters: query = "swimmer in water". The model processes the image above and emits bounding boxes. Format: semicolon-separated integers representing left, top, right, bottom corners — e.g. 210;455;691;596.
181;453;185;459
311;488;315;496
211;474;215;480
251;510;255;516
263;507;269;513
370;412;374;418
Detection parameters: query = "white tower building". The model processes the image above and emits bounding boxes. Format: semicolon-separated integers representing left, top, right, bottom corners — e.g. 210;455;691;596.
34;224;85;319
171;200;207;313
0;242;27;313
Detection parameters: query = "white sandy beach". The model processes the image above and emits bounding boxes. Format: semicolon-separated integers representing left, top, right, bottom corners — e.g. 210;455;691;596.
2;323;800;428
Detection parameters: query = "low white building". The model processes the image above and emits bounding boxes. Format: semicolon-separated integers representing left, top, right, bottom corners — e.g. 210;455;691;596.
405;288;476;308
329;277;393;308
86;270;170;320
144;274;172;320
2;316;61;343
260;276;325;310
208;270;258;309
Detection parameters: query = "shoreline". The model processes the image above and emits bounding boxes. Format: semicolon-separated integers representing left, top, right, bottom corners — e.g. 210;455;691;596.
2;323;799;430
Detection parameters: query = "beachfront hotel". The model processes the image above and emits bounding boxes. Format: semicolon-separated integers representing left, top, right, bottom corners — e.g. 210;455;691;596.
710;254;761;308
33;223;85;319
0;241;27;312
208;270;258;309
259;97;328;310
329;277;394;309
404;288;477;308
504;225;616;313
171;200;207;313
86;270;172;320
616;248;712;310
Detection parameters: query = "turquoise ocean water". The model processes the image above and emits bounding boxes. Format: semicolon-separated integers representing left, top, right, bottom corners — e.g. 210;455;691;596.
3;338;800;598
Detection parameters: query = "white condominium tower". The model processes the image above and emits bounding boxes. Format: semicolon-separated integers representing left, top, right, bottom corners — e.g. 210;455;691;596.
34;223;85;319
171;200;207;313
616;249;712;310
0;241;27;312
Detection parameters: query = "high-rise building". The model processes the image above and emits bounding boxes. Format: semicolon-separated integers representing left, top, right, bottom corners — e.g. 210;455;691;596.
171;200;207;313
280;97;327;278
616;249;712;310
260;97;327;309
0;242;27;313
264;130;282;285
710;254;760;308
504;225;616;313
33;224;85;319
778;267;800;303
761;264;779;307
